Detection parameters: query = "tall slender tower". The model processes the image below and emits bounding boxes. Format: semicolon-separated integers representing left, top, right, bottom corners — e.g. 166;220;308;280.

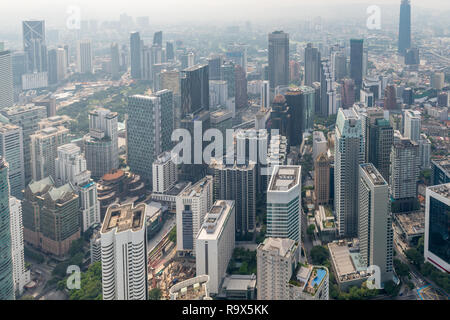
398;0;412;55
304;43;321;86
268;31;289;90
130;31;141;79
350;39;364;96
0;50;14;109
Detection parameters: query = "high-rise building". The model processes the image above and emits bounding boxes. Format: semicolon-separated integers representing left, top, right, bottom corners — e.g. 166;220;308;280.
30;126;70;181
9;197;30;296
207;55;222;81
320;59;337;117
335;108;364;237
221;61;235;99
127;90;173;184
431;72;445;91
0;50;14;109
83;108;119;179
76;40;93;74
314;153;330;206
1;104;47;185
260;80;270;109
210;160;256;235
22;20;46;73
110;42;120;77
166;41;174;61
195;200;235;295
304;43;321;86
285;86;315;146
176;176;213;253
256;237;299;300
384;85;397;110
403;110;421;142
181;64;209;115
268;31;289;90
48;47;66;85
101;203;148;300
424;183;449;273
341;78;355;109
235;65;247;109
55;143;100;232
398;0;412;55
152;151;177;194
130;31;141;79
153;31;163;47
266;165;302;243
0;124;24;199
358;164;393;284
312;131;328;162
350;39;364;95
22;176;80;257
0;159;14;300
431;157;450;186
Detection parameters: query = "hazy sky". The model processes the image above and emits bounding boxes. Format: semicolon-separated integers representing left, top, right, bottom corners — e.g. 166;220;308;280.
1;0;449;30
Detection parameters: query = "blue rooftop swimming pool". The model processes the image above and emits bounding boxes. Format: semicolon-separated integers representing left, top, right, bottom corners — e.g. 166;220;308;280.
312;269;326;287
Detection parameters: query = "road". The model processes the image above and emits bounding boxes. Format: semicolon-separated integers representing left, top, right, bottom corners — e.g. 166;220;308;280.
147;214;176;252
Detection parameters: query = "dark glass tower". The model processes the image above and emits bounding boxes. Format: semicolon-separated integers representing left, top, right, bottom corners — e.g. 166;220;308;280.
268;31;289;90
130;31;142;79
181;64;209;115
0;158;14;300
350;39;364;96
398;0;412;56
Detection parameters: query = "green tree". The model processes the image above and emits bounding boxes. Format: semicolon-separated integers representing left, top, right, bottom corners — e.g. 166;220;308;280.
148;288;162;300
383;280;400;297
393;259;410;277
307;224;316;236
310;246;329;265
405;248;424;267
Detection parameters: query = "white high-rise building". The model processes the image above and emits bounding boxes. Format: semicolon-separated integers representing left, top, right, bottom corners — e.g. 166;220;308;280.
419;133;431;170
176;176;213;253
9;197;31;296
267;165;302;244
312;131;327;161
101;203;147;300
0;124;24;199
358;164;393;285
56;47;67;81
152;151;177;194
195;200;235;295
390;137;419;200
77;40;93;74
260;80;270;109
403;110;421;143
334;108;364;237
0;50;14;109
55;143;100;231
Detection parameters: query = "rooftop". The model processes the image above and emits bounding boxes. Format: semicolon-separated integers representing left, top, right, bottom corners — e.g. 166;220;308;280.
259;237;297;258
360;163;387;186
395;211;425;236
428;183;450;199
197;200;234;240
101;202;146;234
180;176;212;198
268;165;301;192
328;241;369;283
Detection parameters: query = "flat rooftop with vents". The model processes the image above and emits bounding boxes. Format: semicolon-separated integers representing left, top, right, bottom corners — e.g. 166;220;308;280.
101;202;146;234
268;165;301;192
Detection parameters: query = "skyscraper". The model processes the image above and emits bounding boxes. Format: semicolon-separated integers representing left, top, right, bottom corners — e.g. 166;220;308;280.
101;203;148;300
285;86;315;146
314;152;330;206
110;42;120;77
153;31;163;47
235;64;248;109
403;110;421;143
0;159;14;300
268;31;289;90
152;151;177;194
335;108;364;237
0;50;14;109
207;55;223;81
0;124;24;199
398;0;412;55
22;20;47;73
260;80;270;109
341;78;355;109
76;40;93;74
304;43;321;86
130;32;141;79
384;84;397;110
181;64;209;115
358;164;393;284
350;39;364;95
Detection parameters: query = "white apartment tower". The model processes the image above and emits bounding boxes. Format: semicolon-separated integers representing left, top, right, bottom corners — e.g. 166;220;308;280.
101;203;148;300
403;110;421;143
77;40;93;74
176;176;213;253
0;50;14;109
0;124;24;199
152;151;177;194
195;200;236;295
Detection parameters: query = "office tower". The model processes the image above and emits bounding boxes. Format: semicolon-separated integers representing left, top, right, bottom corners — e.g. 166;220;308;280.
181;64;209;115
431;72;445;91
209;80;228;108
341;79;355;109
83;108;119;179
195;200;235;295
398;0;412;55
101;203;148;300
0;124;24;199
22;20;46;73
180;52;195;70
30;126;70;181
402;87;414;105
320;60;337;117
0;159;14;300
129;32;141;79
152;151;177;194
127;90;173;184
333;51;347;81
314;152;330;206
47;48;57;85
257;238;299;300
153;31;163;47
290;60;301;83
312;82;321;114
431;158;450;186
55;143;100;231
0;50;14;109
226;44;247;71
304;43;321;86
210;160;256;235
424;183;449;273
269;95;291;138
285;86;315;146
437;92;448;107
405;47;419;65
266;165;302;242
358;164;393;284
12;51;26;91
312;131;328;161
1;104;47;185
419;134;431;170
384;85;397;110
176;176;213;253
22;176;80;257
140;45;152;81
9;197;30;296
403;110;421;142
110;42;120;77
63;44;69;67
235;65;248;109
207;55;222;81
350;39;364;96
365;108;393;181
335;108;364;237
260;80;270;109
268;31;289;90
221;61;235;99
390;137;419;202
76;40;93;74
166;41;174;61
